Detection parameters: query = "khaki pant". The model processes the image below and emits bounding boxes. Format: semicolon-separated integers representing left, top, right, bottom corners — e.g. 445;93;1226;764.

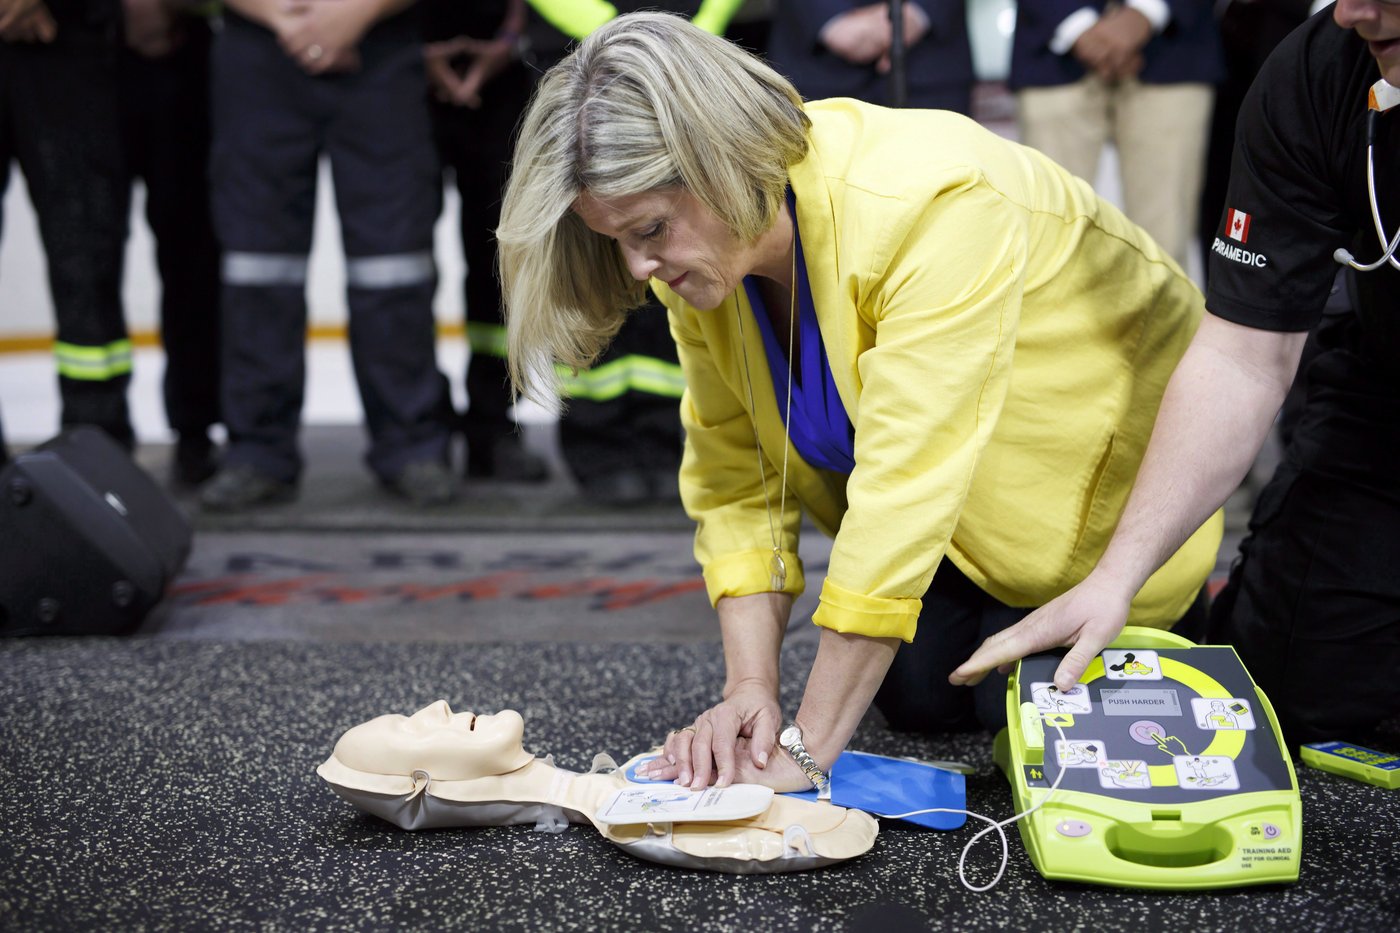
1018;76;1214;269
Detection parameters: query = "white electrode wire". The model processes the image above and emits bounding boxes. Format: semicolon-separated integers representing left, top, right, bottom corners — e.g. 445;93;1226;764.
875;722;1070;893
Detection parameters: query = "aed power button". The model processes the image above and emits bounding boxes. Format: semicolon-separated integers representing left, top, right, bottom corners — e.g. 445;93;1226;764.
1055;820;1092;838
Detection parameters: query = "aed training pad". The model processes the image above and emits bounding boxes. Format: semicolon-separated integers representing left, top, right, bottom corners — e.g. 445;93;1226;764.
994;627;1301;890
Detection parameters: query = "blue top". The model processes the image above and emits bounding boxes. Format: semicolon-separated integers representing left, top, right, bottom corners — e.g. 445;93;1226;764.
741;196;855;474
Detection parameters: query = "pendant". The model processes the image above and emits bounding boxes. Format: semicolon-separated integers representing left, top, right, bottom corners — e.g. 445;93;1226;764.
770;549;787;591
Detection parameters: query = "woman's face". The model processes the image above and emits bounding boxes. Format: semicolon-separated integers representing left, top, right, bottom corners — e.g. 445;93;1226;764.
574;186;781;311
333;701;533;780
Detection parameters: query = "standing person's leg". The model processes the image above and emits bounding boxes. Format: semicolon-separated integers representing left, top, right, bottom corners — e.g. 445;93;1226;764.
433;62;547;480
202;23;319;508
558;299;685;504
1;51;14;462
12;44;133;449
1113;79;1214;269
123;27;223;486
1015;75;1109;187
327;38;453;502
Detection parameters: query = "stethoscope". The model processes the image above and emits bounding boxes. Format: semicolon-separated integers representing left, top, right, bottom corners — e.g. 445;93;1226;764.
1334;78;1400;272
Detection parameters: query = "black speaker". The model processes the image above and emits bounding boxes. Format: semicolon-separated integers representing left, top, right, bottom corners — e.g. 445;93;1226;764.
0;427;192;636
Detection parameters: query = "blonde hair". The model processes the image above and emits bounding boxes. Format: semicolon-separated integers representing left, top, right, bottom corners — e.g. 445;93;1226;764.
497;12;810;403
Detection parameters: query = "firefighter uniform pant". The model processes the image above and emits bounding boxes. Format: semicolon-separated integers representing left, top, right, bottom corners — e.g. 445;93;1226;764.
1;40;133;448
210;19;450;484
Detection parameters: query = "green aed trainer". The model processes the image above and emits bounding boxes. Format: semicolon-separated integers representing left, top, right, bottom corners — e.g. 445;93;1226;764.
1300;741;1400;789
994;626;1301;890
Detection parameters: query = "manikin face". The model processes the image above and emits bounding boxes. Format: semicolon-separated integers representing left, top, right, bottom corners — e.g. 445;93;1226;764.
1336;0;1400;86
574;186;778;311
333;701;533;781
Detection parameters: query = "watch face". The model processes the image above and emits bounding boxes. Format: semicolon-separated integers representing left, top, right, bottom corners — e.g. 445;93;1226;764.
779;725;800;747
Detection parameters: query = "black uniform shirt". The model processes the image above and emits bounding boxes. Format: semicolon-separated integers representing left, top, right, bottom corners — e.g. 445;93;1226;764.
1209;11;1400;486
1207;11;1400;376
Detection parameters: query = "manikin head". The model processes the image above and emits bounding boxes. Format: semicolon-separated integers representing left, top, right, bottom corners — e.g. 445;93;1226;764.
332;700;533;781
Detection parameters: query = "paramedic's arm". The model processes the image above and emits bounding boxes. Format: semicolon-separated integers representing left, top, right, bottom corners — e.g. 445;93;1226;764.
951;312;1307;690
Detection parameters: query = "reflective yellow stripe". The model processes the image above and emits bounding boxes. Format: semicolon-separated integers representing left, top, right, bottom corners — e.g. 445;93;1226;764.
466;321;509;359
556;354;685;401
53;339;133;381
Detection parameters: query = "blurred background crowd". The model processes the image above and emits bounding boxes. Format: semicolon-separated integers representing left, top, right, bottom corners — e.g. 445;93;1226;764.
0;0;1319;510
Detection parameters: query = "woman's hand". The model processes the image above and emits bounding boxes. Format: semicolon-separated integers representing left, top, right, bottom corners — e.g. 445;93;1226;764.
640;680;782;790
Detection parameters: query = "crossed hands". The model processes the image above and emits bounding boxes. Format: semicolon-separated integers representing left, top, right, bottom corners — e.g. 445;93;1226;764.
821;2;930;75
123;0;186;58
635;680;816;794
423;32;515;109
1072;5;1153;83
272;0;375;75
949;570;1135;693
0;0;56;44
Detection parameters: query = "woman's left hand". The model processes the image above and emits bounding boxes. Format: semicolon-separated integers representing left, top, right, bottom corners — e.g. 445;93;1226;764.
640;682;783;790
640;734;814;793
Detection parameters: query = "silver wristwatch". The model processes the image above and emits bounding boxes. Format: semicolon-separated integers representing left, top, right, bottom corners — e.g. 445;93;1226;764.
778;722;831;793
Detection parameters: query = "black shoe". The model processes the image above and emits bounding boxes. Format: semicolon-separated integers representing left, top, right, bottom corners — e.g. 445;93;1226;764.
466;432;549;482
385;459;456;507
172;433;219;488
199;464;296;512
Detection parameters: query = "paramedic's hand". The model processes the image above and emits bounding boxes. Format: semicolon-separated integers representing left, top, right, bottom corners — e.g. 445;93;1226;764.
641;681;782;791
279;0;370;74
949;570;1133;693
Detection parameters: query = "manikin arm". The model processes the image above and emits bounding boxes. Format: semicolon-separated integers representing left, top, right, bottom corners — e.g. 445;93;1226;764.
950;312;1307;691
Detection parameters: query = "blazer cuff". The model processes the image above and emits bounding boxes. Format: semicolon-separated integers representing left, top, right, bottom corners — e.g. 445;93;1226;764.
702;549;806;606
812;578;921;642
1049;7;1099;55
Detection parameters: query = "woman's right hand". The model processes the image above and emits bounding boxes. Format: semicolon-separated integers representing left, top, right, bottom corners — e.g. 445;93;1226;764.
642;680;782;790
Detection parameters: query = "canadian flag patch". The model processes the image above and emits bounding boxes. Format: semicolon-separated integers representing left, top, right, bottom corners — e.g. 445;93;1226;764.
1226;208;1252;243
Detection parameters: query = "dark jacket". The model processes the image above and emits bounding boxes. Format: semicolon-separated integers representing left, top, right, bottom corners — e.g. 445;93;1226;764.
1009;0;1223;89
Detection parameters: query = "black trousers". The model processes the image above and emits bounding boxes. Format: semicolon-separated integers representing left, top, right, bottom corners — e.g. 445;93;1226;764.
874;559;1034;734
120;28;221;441
210;20;451;483
1;40;132;448
1209;459;1400;747
429;60;532;442
876;557;1210;733
558;300;684;484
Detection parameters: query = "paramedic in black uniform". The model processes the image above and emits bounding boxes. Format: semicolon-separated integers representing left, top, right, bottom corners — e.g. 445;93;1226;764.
954;0;1400;747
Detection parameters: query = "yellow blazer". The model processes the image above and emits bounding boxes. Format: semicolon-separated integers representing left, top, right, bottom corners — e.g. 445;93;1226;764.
655;99;1222;642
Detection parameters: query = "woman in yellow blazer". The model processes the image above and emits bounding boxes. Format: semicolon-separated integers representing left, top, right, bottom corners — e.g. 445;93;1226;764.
497;13;1221;793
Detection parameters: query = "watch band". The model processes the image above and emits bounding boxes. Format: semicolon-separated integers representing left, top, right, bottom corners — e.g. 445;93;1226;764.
779;722;831;793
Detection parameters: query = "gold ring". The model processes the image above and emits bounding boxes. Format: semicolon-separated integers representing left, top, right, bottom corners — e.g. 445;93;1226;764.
306;44;324;60
668;726;697;737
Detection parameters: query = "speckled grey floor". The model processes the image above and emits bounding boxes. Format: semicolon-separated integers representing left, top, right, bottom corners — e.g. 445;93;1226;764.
2;638;1397;933
1;433;1395;931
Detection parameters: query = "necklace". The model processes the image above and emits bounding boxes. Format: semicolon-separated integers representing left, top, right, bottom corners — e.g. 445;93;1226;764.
734;235;796;592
